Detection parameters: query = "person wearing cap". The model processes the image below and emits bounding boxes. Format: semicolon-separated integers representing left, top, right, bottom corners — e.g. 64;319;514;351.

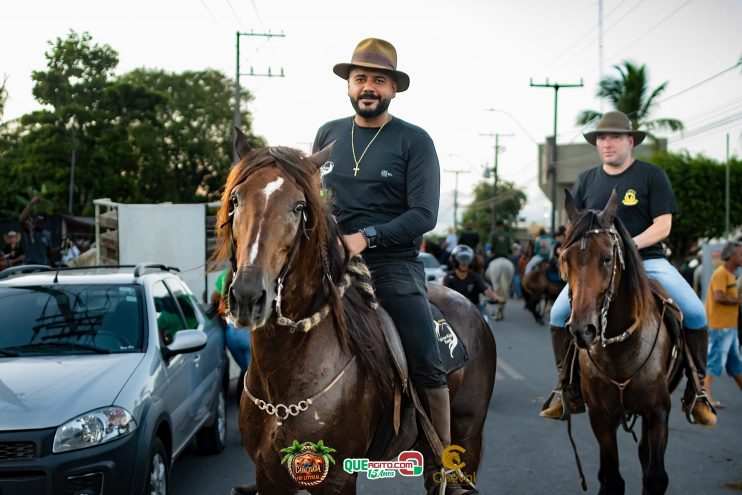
541;111;717;427
2;230;25;267
18;195;56;266
313;39;463;493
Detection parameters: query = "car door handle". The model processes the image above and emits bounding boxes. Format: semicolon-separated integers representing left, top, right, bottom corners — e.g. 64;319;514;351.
193;355;201;366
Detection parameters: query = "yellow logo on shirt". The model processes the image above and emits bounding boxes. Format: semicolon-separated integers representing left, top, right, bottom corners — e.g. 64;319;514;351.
622;189;638;206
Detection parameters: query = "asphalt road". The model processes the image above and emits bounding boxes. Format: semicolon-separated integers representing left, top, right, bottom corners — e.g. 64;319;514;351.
171;299;742;494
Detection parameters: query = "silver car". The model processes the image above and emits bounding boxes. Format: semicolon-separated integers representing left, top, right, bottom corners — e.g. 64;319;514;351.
418;252;447;285
0;264;228;495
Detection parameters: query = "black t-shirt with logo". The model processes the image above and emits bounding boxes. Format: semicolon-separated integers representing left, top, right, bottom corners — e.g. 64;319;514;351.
443;271;489;305
571;159;677;260
313;116;440;260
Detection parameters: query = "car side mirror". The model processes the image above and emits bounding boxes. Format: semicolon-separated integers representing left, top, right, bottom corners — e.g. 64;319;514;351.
162;329;207;360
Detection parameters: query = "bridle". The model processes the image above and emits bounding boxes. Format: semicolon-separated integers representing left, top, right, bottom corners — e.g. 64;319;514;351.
224;180;339;332
566;224;628;347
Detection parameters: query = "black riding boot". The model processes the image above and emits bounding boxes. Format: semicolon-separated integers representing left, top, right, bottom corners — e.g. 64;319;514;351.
540;325;585;420
682;327;717;428
421;388;478;495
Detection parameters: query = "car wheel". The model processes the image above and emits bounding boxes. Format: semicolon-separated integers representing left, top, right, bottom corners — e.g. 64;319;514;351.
143;437;169;495
197;389;227;454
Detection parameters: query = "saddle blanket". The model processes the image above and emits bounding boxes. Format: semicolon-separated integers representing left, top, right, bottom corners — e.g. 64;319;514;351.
430;304;469;373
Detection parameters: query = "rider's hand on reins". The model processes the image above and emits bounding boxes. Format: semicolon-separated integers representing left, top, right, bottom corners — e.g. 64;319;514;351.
343;232;367;257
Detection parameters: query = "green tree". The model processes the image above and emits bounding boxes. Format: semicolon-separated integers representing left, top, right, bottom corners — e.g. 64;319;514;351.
120;68;265;203
0;30;264;216
576;61;684;141
460;180;527;245
0;75;7;121
653;151;742;262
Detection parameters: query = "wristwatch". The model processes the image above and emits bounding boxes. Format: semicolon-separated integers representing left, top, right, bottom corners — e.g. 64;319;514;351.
359;226;378;249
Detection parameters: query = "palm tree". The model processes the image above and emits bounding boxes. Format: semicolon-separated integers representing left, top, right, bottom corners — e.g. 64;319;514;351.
577;61;684;141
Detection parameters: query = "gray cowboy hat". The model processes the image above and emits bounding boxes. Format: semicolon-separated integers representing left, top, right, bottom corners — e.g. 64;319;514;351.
333;38;410;92
583;111;646;146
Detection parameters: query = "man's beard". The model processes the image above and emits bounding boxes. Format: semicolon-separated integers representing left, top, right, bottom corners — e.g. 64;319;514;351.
350;94;392;119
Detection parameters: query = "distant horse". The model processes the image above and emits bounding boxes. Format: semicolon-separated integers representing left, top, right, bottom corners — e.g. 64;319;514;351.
521;262;565;325
559;189;684;494
217;133;496;495
484;257;514;320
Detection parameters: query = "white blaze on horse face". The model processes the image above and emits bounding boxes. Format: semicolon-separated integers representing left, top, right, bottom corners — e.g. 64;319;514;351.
247;177;285;265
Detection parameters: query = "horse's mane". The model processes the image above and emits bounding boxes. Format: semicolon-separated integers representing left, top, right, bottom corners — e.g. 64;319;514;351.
562;209;655;330
214;146;394;405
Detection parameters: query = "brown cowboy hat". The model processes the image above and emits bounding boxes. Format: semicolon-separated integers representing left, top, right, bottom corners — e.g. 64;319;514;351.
333;38;410;92
583;111;646;146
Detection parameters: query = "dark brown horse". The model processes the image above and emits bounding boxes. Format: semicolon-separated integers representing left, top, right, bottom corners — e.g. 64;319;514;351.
215;134;496;495
559;189;683;495
521;262;565;325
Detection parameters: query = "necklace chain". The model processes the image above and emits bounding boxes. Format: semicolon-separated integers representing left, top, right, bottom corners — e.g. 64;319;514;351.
351;116;389;176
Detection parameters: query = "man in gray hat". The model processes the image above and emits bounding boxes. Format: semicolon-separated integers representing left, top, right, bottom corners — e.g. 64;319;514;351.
314;39;472;494
540;111;717;427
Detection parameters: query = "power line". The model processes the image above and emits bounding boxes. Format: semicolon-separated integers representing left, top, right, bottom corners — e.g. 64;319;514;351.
250;0;267;31
224;0;245;27
656;60;742;104
670;112;742;144
199;0;227;33
605;0;694;61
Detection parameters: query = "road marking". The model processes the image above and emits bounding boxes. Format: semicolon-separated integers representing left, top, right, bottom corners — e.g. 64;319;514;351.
497;358;525;380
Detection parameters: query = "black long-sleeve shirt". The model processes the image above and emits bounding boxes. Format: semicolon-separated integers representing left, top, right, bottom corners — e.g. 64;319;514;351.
313;116;440;260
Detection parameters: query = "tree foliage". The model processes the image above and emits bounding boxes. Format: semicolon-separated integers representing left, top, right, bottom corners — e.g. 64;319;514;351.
652;151;741;261
0;30;264;216
577;61;684;141
460;179;527;244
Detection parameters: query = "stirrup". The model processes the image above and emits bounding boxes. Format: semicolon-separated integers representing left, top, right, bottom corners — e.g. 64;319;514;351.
682;388;717;425
541;387;585;421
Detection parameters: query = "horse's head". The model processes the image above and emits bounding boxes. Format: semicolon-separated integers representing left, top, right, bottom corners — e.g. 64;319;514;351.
218;128;333;327
560;188;625;349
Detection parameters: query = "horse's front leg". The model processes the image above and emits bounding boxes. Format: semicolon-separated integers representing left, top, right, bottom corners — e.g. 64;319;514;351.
638;409;670;495
588;408;625;495
310;472;357;495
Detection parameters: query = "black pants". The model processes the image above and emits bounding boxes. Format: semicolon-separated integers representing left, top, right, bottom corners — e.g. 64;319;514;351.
365;256;447;389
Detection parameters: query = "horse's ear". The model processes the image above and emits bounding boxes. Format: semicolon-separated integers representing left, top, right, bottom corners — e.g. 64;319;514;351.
565;188;579;222
307;141;335;169
234;127;252;160
598;187;619;227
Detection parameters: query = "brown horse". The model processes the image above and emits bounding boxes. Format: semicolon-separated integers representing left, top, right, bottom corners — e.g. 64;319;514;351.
521;262;565;325
215;134;496;495
559;189;683;495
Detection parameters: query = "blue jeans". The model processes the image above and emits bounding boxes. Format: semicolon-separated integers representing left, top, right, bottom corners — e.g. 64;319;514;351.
707;328;742;376
550;257;708;330
225;323;251;374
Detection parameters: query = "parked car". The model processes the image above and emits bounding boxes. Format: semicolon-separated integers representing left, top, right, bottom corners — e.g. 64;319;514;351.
418;252;447;285
0;263;228;495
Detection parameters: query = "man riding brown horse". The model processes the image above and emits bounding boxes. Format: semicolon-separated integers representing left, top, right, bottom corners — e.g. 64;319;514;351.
541;111;716;428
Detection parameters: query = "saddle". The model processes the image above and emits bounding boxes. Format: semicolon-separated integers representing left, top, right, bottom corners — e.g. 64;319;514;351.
365;303;469;461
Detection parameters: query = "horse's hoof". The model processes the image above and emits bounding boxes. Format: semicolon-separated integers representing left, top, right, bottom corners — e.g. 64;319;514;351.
231;483;258;495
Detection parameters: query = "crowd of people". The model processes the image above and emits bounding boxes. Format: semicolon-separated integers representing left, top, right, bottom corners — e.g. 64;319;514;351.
1;195;89;270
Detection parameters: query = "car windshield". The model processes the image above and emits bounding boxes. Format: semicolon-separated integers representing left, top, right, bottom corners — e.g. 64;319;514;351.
418;253;440;269
0;284;145;356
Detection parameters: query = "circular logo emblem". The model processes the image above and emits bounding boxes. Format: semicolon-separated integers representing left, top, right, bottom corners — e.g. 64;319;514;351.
281;441;335;488
622;189;638;206
320;161;334;177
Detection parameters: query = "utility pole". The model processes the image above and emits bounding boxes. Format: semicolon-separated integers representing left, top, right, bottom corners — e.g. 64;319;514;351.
444;168;470;233
529;78;583;234
480;132;514;232
725;132;730;237
234;30;286;162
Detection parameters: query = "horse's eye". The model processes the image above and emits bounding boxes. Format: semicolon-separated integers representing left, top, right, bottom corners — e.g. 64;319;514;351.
293;203;306;214
231;194;239;209
603;256;613;266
